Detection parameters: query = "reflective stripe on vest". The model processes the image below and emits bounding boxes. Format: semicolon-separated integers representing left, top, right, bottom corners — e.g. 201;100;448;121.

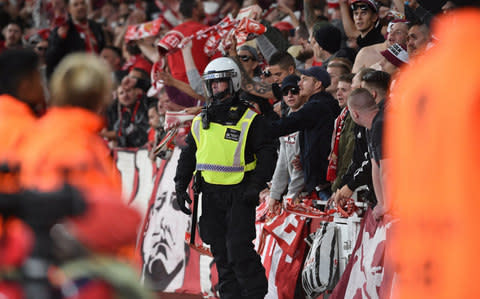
191;108;257;185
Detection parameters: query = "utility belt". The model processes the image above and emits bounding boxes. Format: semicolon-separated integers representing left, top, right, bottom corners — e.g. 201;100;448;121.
195;170;254;194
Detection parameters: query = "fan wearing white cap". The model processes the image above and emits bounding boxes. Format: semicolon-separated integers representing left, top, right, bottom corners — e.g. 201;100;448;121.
174;57;277;299
352;20;409;73
377;43;409;74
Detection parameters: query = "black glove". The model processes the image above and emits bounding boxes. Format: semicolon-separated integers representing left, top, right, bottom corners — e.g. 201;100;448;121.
243;182;264;206
176;188;192;215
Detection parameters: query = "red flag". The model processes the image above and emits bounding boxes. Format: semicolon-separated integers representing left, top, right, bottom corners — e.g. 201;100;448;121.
157;30;185;55
157;15;266;57
257;211;308;299
124;18;164;41
329;209;398;299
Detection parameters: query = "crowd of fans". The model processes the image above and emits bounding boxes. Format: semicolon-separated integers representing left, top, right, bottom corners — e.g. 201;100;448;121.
0;0;440;153
1;0;479;297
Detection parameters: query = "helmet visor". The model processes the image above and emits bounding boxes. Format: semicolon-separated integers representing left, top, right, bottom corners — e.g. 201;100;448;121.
202;69;237;81
203;70;238;99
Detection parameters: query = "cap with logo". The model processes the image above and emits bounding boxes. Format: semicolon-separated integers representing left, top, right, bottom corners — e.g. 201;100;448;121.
380;43;409;67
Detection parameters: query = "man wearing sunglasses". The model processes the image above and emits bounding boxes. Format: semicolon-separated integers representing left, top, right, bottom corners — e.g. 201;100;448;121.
339;0;384;49
237;45;261;82
237;46;280;123
269;66;340;198
228;36;296;102
268;75;307;213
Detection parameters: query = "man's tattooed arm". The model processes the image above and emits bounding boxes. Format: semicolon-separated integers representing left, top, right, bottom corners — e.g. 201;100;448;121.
231;55;274;99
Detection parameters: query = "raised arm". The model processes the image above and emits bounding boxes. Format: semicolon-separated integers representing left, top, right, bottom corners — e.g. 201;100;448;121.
391;0;405;15
158;71;205;103
404;0;434;27
113;23;128;49
181;40;205;95
303;0;316;34
227;36;274;99
277;3;299;29
232;55;274;99
339;0;360;39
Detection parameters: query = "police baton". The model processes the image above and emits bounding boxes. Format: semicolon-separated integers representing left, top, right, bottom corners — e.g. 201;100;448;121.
184;174;212;256
190;172;202;246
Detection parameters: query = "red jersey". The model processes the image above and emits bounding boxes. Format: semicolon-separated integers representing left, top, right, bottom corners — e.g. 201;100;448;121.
167;21;210;83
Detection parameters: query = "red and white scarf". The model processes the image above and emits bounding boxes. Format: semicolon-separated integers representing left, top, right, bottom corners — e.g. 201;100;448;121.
157;15;266;57
73;20;98;53
326;107;349;182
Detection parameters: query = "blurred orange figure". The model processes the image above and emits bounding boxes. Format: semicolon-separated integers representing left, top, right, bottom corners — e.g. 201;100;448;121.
0;95;36;193
0;49;46;270
386;9;480;299
19;53;140;257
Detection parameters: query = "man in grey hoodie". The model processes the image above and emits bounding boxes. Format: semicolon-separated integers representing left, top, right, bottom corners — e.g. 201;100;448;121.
268;74;307;213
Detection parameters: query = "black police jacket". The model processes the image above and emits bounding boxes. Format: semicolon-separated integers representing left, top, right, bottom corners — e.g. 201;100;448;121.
174;96;277;193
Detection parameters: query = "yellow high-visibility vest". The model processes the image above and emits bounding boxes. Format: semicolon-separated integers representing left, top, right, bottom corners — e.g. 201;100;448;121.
191;108;257;185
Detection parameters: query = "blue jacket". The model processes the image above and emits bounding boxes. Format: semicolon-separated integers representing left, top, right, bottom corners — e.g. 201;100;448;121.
270;91;340;192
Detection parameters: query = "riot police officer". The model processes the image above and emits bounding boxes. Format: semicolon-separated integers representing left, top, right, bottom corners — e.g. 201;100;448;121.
174;57;277;299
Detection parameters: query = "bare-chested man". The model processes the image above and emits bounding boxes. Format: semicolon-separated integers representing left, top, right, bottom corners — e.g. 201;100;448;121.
352;20;408;73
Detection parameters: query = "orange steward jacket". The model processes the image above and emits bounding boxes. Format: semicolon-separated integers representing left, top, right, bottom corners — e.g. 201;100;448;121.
19;107;140;255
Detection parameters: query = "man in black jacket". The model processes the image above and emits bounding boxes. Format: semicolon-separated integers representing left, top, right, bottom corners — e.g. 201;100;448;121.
335;121;375;205
46;0;105;77
334;70;390;208
269;66;341;198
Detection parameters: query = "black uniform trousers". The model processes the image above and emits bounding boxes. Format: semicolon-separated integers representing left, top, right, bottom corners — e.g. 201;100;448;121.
199;186;267;299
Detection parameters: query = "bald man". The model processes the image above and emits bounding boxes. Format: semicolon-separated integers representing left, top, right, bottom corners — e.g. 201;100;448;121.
348;88;387;220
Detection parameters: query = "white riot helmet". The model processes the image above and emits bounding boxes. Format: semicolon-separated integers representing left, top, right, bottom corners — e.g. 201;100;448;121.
202;57;241;101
